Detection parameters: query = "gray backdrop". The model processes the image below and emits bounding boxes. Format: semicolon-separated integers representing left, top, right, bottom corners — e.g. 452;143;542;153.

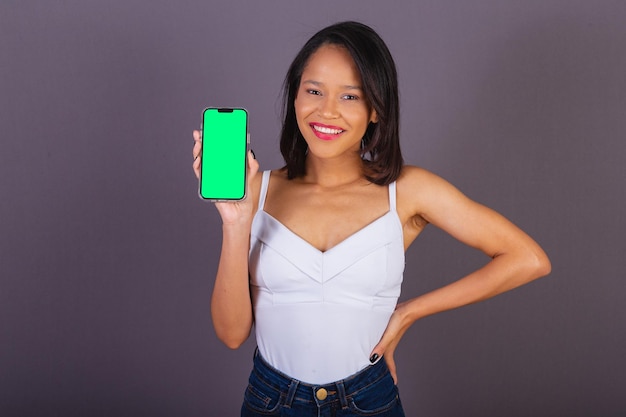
1;1;625;416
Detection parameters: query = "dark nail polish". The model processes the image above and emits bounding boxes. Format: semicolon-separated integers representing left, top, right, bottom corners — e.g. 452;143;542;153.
369;353;379;363
250;149;256;159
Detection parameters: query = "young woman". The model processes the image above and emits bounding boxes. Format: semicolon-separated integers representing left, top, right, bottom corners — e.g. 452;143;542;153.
192;21;550;417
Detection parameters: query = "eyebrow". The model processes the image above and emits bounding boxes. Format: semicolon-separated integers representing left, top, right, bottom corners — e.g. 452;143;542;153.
302;80;362;90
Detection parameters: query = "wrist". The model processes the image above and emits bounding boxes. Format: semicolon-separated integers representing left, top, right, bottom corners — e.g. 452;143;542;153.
398;298;425;324
222;221;252;235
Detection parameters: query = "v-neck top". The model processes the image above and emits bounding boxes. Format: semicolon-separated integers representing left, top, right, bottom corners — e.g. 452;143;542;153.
248;170;405;384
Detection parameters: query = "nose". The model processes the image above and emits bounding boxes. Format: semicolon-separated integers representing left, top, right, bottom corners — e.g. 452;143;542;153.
318;97;339;119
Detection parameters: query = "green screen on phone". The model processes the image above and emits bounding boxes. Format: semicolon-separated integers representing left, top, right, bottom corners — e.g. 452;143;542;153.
199;108;248;200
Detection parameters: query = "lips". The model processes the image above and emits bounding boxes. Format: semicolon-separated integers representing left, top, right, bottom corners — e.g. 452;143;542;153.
310;122;345;141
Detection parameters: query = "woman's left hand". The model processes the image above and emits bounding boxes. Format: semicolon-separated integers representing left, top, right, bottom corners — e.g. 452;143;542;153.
370;301;414;385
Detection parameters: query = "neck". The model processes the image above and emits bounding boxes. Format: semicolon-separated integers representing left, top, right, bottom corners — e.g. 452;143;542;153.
303;152;366;188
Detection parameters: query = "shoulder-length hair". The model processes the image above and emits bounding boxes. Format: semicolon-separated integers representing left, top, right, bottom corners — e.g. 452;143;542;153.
279;21;403;185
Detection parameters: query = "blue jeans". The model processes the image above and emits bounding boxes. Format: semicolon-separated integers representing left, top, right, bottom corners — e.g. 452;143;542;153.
241;350;405;417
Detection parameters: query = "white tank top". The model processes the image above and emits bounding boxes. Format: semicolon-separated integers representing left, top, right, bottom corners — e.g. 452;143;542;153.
249;171;405;384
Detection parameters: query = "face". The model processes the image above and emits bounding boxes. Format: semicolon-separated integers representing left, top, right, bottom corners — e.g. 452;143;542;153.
294;44;377;161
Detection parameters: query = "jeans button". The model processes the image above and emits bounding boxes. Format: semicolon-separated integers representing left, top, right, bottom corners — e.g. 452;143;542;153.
316;387;328;401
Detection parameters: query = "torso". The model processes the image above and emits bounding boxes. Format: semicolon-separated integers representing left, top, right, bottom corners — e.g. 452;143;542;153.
248;169;406;383
260;168;428;253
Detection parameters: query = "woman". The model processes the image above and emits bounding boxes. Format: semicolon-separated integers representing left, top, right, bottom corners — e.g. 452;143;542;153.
192;21;550;417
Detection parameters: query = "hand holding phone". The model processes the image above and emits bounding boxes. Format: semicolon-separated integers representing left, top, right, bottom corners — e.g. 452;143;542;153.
199;108;249;201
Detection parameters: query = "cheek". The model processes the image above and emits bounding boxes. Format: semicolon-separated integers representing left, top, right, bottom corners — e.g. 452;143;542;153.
294;96;302;113
293;102;310;134
348;108;374;127
295;95;315;115
294;101;305;127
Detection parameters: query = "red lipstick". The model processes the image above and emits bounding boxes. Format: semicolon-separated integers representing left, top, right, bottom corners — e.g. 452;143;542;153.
309;122;345;141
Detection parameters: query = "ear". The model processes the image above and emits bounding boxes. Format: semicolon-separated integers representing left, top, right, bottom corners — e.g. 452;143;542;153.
369;109;378;124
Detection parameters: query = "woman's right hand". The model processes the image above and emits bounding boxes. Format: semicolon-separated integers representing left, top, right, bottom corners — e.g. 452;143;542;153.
192;130;260;226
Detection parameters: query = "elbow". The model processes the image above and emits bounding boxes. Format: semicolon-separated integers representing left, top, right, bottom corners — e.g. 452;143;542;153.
215;328;251;350
528;248;552;281
539;255;552;278
222;338;246;350
210;304;253;350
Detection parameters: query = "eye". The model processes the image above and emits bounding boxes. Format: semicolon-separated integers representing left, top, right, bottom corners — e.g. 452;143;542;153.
306;89;322;96
342;94;359;101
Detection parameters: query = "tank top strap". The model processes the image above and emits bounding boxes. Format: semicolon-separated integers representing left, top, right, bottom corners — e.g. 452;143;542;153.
258;170;271;210
388;181;397;211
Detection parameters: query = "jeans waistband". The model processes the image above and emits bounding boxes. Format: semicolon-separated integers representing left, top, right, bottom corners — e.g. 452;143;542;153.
251;349;390;407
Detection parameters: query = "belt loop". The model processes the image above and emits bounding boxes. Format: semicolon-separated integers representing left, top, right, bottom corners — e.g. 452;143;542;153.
284;379;299;408
336;380;348;409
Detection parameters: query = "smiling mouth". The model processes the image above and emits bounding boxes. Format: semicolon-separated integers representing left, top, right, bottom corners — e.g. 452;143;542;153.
310;123;345;140
312;124;344;135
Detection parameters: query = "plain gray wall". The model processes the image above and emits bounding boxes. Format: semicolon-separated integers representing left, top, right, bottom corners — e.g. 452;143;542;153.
1;1;625;416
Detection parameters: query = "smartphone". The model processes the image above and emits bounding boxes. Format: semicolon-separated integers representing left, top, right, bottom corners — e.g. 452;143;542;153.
199;108;249;201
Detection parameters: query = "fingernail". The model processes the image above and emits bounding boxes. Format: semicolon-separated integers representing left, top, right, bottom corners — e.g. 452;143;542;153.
369;353;379;363
250;149;256;159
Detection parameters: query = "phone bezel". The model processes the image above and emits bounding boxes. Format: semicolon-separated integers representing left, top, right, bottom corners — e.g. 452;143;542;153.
198;107;249;202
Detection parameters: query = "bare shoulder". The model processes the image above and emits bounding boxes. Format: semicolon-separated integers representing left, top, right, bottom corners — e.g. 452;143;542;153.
248;167;291;209
397;165;460;192
246;166;268;210
393;166;441;239
396;165;440;191
396;165;465;218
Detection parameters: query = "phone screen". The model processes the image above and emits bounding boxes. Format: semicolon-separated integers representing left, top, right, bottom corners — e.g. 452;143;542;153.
199;108;248;201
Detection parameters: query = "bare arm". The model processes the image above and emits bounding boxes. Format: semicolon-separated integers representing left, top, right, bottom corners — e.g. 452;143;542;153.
193;130;260;349
372;166;551;382
211;219;255;349
404;167;551;318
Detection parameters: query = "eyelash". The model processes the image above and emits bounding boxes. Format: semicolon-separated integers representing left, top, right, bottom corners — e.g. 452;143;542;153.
305;89;359;101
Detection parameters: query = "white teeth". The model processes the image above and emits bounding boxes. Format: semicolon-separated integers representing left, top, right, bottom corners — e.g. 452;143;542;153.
313;125;343;135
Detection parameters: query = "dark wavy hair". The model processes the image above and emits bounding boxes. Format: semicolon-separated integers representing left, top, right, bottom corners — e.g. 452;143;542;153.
279;21;403;185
